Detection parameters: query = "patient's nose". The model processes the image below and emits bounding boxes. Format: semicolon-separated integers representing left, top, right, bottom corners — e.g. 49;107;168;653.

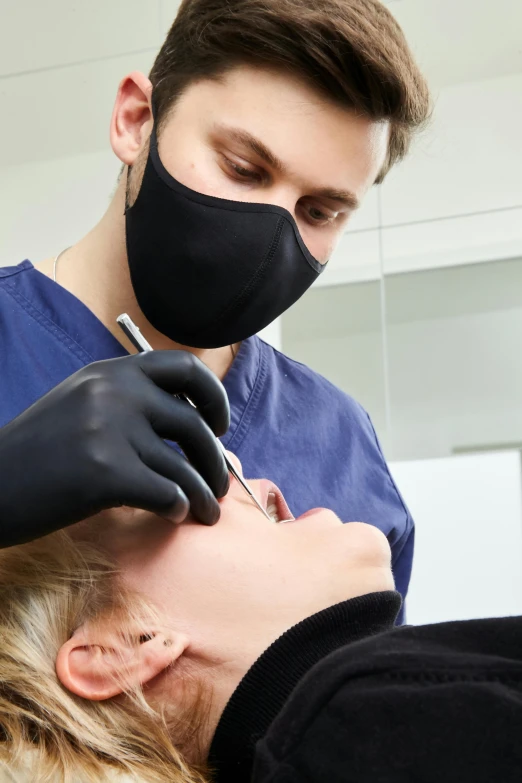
225;451;244;477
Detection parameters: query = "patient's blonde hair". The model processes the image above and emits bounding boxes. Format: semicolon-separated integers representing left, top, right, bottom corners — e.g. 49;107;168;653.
0;532;211;783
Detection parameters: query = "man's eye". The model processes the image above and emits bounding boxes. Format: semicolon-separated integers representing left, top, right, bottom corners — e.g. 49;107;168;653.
232;163;255;178
306;205;337;224
225;158;263;182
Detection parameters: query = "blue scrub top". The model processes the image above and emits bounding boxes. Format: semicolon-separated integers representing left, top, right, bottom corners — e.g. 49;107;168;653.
0;261;413;619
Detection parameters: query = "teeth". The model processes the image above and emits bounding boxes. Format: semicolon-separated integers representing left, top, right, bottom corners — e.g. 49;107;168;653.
267;503;280;523
266;493;280;523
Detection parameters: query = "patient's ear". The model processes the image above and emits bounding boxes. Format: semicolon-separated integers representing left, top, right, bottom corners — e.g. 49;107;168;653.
56;622;189;701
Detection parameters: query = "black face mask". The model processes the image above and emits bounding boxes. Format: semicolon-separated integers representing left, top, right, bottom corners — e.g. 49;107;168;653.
125;120;327;349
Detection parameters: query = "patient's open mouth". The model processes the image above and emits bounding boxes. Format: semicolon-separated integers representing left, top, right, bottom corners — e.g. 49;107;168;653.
266;493;280;522
259;481;294;523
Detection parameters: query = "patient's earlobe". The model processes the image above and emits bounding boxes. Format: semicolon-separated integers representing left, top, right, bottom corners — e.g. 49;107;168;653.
56;624;189;701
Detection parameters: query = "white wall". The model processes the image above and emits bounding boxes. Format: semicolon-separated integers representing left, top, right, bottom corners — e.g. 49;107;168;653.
391;451;522;625
2;67;521;273
283;258;522;461
257;319;282;351
0;152;119;267
1;1;520;459
1;2;520;275
319;73;522;288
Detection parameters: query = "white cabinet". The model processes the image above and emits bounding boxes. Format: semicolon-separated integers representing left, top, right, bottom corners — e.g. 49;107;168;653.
391;451;522;625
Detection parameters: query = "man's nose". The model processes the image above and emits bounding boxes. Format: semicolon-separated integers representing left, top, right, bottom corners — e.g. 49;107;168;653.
264;183;297;218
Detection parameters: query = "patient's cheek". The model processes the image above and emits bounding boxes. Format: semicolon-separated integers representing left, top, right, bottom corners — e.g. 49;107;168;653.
71;507;167;556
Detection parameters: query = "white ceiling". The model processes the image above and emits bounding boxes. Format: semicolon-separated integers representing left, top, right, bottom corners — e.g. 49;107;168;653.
0;0;520;166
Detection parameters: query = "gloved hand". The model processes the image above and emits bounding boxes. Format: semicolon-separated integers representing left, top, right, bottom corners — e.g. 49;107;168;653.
0;351;231;548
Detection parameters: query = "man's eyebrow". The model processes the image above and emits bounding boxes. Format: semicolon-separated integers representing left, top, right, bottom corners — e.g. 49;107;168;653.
216;124;287;173
311;187;360;210
215;123;360;210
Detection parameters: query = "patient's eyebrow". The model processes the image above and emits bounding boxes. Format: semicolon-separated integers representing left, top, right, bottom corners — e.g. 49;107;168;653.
214;123;361;210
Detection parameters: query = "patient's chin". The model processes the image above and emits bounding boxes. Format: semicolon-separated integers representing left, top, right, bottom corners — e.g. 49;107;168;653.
341;523;392;567
348;564;395;597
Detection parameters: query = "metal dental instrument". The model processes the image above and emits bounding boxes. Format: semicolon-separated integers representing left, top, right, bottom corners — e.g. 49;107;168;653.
116;313;273;521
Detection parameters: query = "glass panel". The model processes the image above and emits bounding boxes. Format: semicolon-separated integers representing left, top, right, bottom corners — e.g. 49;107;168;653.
281;277;390;453
384;257;522;461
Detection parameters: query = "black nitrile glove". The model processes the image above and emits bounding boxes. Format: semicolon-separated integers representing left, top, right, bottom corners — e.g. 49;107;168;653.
0;351;231;547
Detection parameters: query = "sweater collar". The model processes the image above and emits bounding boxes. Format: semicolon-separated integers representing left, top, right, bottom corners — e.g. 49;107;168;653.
209;590;401;782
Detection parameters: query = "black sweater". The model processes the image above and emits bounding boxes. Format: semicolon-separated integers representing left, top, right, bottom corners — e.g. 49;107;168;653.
209;591;522;782
209;591;401;780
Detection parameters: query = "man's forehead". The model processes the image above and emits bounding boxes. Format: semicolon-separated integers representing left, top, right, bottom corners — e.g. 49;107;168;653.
164;67;390;194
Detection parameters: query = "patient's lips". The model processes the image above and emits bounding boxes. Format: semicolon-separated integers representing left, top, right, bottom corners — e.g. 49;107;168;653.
258;480;294;523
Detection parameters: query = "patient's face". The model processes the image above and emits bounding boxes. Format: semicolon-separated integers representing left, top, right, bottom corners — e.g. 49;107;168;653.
94;454;394;667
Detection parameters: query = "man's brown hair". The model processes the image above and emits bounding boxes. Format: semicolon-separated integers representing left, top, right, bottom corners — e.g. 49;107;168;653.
149;0;431;183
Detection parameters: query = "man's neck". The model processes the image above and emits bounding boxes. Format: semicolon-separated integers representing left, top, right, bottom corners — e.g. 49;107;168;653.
37;182;239;381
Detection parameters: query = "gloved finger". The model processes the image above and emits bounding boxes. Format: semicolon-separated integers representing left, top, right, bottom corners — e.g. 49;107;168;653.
141;387;230;499
136;350;231;436
135;436;222;525
112;460;191;523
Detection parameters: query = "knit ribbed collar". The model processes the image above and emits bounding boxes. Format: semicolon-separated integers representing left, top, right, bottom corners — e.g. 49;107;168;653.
209;591;402;782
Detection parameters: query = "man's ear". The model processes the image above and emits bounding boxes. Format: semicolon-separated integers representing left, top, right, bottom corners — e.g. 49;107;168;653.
110;71;154;167
56;623;189;701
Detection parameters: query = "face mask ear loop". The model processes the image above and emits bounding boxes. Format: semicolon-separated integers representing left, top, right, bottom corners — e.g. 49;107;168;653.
150;91;160;154
125;92;159;215
124;166;132;214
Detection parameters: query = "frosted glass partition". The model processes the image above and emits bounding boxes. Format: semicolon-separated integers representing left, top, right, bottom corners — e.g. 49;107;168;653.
283;257;522;462
281;278;389;452
384;257;522;460
282;262;522;623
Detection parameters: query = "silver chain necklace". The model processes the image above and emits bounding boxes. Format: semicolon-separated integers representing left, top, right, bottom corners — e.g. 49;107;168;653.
52;246;239;361
53;246;71;283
